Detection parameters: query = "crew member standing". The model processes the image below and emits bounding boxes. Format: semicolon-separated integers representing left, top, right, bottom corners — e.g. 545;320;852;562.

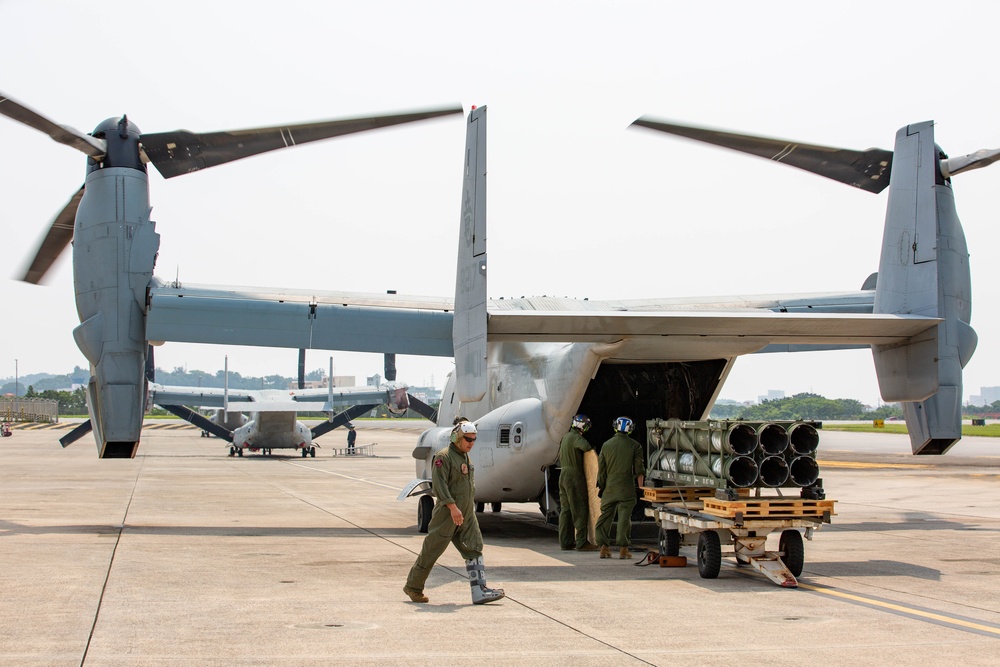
403;421;505;605
558;414;598;551
346;423;357;454
596;416;645;559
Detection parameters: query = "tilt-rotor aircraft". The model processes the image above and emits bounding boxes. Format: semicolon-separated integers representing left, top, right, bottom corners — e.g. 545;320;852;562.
4;97;995;526
148;381;410;457
0;91;461;457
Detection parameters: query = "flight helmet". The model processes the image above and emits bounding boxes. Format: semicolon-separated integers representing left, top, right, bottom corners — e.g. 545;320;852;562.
572;414;591;432
451;420;478;444
612;416;634;434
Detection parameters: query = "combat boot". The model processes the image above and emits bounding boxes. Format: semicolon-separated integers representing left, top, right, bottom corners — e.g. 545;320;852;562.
599;545;611;559
577;543;599;552
465;556;505;605
403;585;428;603
619;546;633;559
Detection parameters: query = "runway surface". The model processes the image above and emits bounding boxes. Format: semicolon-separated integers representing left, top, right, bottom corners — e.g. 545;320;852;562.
1;422;999;666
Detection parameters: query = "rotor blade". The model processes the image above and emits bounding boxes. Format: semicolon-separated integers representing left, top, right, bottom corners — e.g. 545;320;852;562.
310;404;377;440
20;186;84;284
159;404;234;442
631;117;893;194
406;393;438;423
941;148;1000;178
59;419;93;448
141;104;464;179
0;92;107;158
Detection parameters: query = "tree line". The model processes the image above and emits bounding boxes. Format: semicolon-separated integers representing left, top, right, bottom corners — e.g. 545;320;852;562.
709;392;904;421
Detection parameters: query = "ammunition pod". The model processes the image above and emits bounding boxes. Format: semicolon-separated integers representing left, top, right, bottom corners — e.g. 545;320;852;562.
758;455;790;487
757;423;789;455
788;455;820;487
788;422;819;455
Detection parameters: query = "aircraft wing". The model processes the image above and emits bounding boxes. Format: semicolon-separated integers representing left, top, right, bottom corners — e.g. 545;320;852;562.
148;383;407;413
145;282;453;356
486;310;940;359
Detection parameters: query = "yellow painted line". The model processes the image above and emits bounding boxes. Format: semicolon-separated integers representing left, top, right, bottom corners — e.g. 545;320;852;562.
798;582;1000;636
816;460;932;470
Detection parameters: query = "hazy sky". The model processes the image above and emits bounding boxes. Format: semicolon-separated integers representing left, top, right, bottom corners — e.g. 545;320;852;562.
2;1;998;406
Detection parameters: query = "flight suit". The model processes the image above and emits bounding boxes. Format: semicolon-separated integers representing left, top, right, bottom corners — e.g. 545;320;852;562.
405;443;483;592
557;428;593;549
595;432;644;548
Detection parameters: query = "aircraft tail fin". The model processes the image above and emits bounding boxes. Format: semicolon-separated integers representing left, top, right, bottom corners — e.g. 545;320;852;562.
872;121;976;454
453;106;488;403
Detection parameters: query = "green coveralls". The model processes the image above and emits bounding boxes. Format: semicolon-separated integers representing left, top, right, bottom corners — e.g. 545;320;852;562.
557;428;593;549
595;432;644;548
405;443;484;592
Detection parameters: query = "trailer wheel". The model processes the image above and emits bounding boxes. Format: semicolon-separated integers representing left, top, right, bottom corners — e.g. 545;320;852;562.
417;495;434;533
779;529;804;577
659;527;680;557
697;531;722;579
476;502;485;513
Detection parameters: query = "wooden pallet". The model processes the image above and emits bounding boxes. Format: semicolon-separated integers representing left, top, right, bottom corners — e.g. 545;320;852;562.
642;486;717;503
700;496;836;519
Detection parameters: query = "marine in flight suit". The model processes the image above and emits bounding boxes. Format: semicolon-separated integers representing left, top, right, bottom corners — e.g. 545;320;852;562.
404;421;505;604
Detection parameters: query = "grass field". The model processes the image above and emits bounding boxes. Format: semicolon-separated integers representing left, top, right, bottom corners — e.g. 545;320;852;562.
823;422;1000;437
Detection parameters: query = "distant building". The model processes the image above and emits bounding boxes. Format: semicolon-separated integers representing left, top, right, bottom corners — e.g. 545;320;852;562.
968;386;1000;407
758;389;785;403
367;374;382;387
287;373;356;390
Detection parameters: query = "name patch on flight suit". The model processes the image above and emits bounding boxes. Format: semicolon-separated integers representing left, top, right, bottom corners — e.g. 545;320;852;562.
461;463;469;475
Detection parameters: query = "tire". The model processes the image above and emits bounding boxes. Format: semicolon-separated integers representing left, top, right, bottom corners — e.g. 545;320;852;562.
491;502;502;513
659;527;680;557
697;531;722;579
237;449;243;457
476;502;485;513
310;447;316;458
779;529;804;577
417;494;434;533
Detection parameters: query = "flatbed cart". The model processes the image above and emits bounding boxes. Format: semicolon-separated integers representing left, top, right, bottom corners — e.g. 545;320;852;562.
645;489;836;588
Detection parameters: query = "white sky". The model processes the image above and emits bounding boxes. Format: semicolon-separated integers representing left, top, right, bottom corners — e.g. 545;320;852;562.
2;1;999;405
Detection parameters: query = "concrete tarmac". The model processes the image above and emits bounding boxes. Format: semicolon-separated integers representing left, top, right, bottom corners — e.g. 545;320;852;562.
2;422;999;666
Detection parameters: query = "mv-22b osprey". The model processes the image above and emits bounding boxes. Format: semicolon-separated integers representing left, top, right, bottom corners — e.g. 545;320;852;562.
3;96;997;526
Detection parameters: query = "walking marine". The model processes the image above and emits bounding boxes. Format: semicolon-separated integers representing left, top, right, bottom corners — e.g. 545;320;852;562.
558;414;598;551
596;416;645;560
404;420;505;604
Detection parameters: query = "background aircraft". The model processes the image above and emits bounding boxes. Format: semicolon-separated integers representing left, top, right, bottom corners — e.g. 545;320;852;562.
148;381;411;457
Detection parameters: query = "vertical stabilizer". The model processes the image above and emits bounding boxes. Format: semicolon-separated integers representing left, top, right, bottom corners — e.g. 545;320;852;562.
872;121;976;454
453;107;488;403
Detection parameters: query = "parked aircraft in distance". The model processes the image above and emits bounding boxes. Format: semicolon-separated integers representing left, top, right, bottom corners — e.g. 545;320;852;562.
148;381;410;457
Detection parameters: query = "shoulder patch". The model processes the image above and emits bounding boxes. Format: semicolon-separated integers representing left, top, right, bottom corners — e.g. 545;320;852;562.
434;458;444;468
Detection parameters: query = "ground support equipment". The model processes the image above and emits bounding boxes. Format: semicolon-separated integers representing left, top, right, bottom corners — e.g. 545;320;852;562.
646;492;835;588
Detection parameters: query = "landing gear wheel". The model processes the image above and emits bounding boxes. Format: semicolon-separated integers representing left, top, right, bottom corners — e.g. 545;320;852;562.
301;448;308;458
229;446;236;457
476;502;485;513
779;529;804;577
659;527;680;557
697;531;722;579
417;494;434;533
237;448;243;457
491;502;502;513
310;447;316;458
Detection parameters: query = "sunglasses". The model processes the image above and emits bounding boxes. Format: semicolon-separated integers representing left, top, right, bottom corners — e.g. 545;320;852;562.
464;436;477;442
